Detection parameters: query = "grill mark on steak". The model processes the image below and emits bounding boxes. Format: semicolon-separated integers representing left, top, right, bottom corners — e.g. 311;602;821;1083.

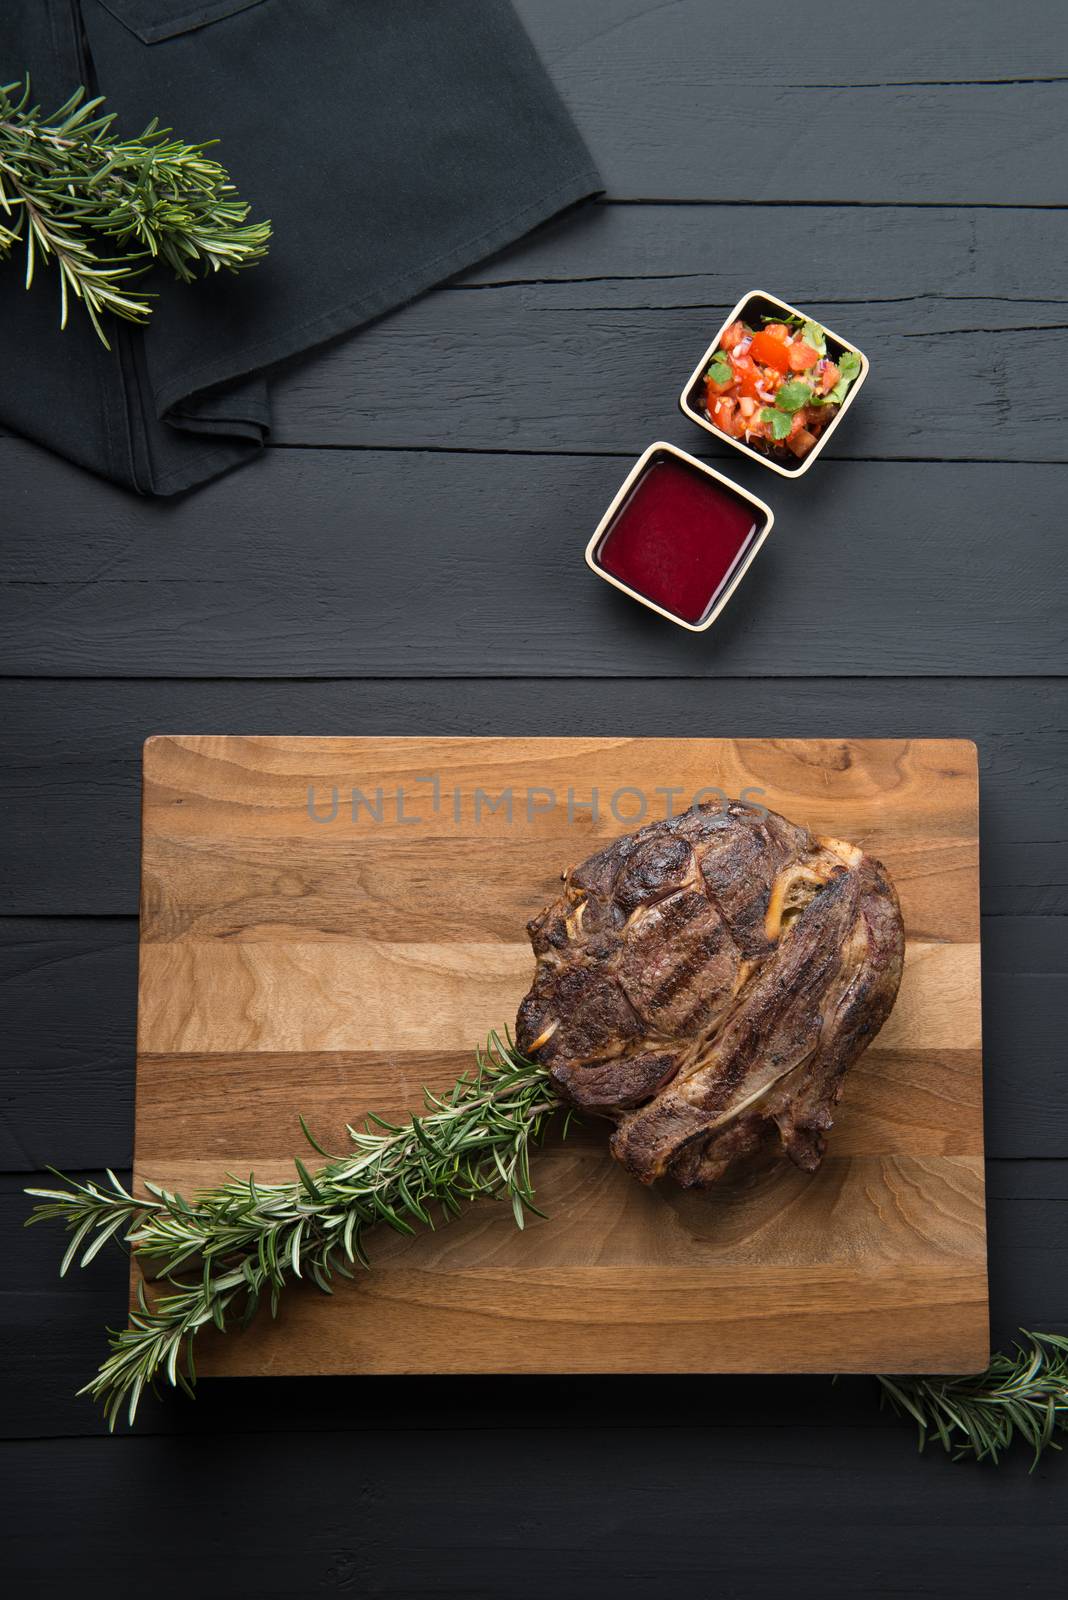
516;800;904;1189
696;808;812;957
618;889;742;1037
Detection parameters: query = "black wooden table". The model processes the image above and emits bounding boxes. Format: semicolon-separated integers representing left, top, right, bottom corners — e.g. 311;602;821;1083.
4;3;1067;1593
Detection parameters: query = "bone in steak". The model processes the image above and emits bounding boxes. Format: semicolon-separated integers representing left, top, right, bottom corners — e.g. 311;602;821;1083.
516;801;904;1187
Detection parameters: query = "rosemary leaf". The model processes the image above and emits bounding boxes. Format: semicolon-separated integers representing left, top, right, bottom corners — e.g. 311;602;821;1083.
28;1028;1068;1466
27;1033;560;1428
0;76;269;344
878;1332;1068;1466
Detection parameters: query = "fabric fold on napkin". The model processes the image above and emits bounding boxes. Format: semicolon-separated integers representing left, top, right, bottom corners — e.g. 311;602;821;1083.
0;0;602;493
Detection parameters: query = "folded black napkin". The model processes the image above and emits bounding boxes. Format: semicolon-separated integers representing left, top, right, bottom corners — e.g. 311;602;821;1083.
0;0;601;493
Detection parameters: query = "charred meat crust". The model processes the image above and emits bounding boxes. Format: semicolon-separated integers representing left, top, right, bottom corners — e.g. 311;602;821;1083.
515;801;905;1189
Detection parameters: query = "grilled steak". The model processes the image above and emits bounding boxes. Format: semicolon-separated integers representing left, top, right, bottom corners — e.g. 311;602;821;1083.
516;801;904;1187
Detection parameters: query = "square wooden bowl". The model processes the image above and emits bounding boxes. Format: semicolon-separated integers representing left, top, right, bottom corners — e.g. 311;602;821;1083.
679;289;870;477
584;441;774;632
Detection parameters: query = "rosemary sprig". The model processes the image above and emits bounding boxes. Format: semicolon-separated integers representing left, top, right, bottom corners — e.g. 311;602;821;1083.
27;1037;1068;1466
878;1333;1068;1466
26;1034;560;1429
0;77;270;346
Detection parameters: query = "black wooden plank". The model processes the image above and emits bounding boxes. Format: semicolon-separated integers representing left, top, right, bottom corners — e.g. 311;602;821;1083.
3;1164;1067;1442
454;203;1068;300
269;197;1068;464
3;678;1064;917
518;0;1068;204
1;919;137;1173
271;289;1068;461
4;1424;1066;1598
2;447;1064;677
2;914;1063;1172
17;204;1062;462
522;0;1068;89
10;205;1067;458
981;918;1068;1155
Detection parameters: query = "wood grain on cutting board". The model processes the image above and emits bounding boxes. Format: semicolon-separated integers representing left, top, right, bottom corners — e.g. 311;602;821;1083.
134;736;987;1374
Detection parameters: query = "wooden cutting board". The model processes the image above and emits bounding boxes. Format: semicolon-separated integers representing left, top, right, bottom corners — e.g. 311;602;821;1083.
134;736;987;1374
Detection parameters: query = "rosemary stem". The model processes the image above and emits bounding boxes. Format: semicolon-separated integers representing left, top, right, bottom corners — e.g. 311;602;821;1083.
26;1035;561;1428
0;77;269;343
25;1032;1068;1463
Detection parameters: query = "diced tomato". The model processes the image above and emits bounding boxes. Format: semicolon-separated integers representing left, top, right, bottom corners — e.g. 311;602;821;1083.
719;320;746;351
787;339;819;372
816;360;841;394
763;323;789;341
748;330;793;373
711;396;745;438
729;354;764;400
705;374;732;413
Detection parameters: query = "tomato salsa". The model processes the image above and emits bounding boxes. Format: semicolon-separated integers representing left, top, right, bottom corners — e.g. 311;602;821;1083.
703;315;862;460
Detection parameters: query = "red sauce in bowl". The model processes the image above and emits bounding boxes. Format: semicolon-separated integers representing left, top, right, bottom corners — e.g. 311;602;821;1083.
592;452;763;626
